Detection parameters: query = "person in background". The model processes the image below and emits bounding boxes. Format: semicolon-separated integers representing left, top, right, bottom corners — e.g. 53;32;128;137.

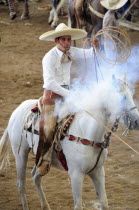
100;0;130;58
101;0;130;28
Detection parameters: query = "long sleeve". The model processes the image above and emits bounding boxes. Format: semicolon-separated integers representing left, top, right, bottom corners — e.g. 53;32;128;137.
42;48;69;97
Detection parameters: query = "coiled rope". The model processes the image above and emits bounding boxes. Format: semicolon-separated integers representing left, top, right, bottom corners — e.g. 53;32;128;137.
83;26;131;65
81;28;139;155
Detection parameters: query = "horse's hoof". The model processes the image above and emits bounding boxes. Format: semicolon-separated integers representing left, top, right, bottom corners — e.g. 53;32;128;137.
51;21;58;28
21;14;30;20
48;17;53;25
48;20;52;25
10;12;17;20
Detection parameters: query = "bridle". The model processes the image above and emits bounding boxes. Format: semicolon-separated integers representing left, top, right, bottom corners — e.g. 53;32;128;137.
117;106;137;136
86;106;137;174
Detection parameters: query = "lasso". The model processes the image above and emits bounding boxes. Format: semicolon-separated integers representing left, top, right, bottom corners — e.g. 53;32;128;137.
83;26;131;65
82;28;139;155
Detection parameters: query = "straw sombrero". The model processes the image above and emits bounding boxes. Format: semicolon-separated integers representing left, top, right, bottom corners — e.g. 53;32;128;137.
39;23;87;41
100;0;128;10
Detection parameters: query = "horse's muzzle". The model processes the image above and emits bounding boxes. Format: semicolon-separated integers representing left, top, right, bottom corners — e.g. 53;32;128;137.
129;120;139;130
127;119;139;130
123;114;139;130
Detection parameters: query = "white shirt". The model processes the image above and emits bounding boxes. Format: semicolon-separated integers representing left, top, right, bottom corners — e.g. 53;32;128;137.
42;46;94;97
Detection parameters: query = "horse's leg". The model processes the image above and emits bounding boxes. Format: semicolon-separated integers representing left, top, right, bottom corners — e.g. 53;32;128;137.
51;8;59;28
68;0;77;46
88;167;108;210
59;6;67;16
48;8;54;25
50;0;65;28
7;0;17;19
21;0;29;20
15;148;30;210
31;168;51;210
70;170;85;210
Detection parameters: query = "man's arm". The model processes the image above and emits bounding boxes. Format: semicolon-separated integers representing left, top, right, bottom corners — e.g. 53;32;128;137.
42;54;69;97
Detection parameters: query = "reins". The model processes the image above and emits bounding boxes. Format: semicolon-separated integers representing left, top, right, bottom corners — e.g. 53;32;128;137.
87;148;103;174
117;106;137;136
55;106;139;174
87;112;120;174
86;106;139;174
85;107;139;156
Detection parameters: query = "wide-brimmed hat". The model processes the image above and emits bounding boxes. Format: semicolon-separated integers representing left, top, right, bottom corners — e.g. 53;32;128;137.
100;0;128;10
39;23;87;41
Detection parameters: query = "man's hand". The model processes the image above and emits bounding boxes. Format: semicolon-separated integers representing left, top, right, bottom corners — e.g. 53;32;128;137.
90;38;99;48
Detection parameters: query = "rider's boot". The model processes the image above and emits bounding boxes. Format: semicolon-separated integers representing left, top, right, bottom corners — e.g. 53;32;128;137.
36;104;57;176
36;90;62;176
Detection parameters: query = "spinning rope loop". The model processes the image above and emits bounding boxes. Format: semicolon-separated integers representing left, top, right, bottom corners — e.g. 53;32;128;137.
83;26;131;65
81;28;139;155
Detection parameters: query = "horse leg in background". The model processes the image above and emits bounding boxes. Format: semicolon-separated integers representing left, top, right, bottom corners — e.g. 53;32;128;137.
15;147;30;210
48;7;57;28
31;170;51;210
88;167;108;210
8;0;17;19
59;6;67;16
21;0;29;20
70;170;85;210
48;7;54;25
73;0;84;29
68;0;77;46
48;0;65;28
51;8;59;27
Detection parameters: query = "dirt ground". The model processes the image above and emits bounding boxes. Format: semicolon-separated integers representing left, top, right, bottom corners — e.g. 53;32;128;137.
0;1;139;210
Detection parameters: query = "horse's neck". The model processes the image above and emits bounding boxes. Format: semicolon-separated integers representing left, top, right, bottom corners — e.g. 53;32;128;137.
68;110;108;142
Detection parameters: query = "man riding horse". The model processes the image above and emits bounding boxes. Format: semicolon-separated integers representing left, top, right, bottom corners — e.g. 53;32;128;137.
37;23;99;176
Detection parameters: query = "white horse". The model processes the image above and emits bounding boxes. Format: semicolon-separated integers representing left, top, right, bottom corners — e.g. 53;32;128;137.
48;0;66;28
0;76;139;210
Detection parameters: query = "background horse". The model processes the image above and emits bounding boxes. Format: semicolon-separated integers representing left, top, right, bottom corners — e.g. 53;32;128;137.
0;76;139;210
8;0;29;19
48;0;66;27
68;0;106;38
48;0;106;34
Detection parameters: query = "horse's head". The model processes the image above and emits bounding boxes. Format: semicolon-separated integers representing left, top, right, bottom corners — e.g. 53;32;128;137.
113;74;139;130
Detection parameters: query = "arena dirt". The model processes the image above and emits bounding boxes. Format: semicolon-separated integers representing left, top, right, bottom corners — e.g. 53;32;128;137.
0;2;139;209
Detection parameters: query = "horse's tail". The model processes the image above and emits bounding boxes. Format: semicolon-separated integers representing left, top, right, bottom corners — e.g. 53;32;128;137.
0;128;10;171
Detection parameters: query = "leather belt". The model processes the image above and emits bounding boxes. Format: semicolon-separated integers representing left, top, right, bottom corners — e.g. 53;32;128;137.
61;85;70;90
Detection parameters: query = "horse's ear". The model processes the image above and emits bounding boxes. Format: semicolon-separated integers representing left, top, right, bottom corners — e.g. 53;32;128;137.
112;74;116;82
121;73;126;81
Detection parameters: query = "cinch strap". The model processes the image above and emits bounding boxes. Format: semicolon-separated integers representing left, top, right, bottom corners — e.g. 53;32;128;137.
68;135;104;148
